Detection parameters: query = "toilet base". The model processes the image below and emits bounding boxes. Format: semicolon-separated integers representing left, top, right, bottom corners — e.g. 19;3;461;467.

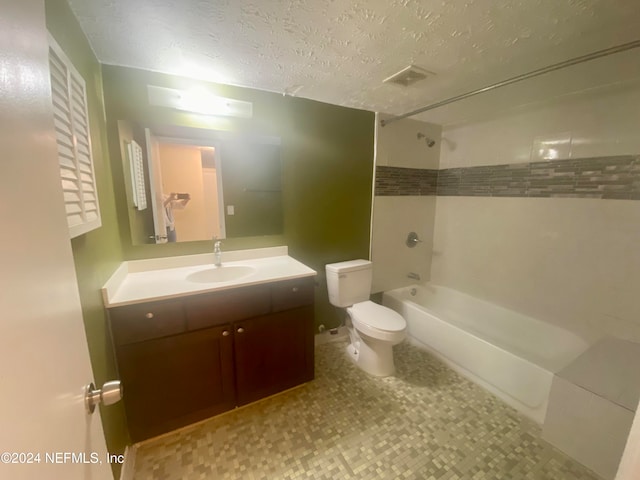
346;342;359;362
346;328;397;377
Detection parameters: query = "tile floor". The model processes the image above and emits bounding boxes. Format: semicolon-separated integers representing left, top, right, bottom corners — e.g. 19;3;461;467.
133;337;602;479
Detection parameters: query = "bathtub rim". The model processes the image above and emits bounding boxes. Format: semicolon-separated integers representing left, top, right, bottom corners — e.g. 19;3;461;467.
382;283;592;424
384;282;590;373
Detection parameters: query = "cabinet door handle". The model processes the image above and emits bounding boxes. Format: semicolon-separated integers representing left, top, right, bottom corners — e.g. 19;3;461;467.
236;327;245;334
222;330;230;337
292;287;299;293
145;312;154;319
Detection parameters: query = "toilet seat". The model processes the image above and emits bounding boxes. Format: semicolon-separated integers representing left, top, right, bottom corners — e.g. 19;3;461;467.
347;301;406;342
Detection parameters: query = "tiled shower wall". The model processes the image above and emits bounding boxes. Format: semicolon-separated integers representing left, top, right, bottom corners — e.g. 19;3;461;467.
376;155;640;199
373;81;640;343
370;114;441;293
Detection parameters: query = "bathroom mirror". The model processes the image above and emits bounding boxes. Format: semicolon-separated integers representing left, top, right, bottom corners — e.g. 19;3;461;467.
118;121;283;244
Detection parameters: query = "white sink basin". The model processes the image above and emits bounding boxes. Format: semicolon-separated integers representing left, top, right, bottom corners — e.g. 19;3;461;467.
186;265;256;284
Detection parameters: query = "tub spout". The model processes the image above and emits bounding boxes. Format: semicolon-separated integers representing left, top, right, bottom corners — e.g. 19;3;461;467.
407;272;421;280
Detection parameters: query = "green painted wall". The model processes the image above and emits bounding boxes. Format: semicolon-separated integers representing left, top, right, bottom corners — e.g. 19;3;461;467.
221;141;283;238
283;97;375;328
102;66;375;328
44;1;372;474
45;1;129;477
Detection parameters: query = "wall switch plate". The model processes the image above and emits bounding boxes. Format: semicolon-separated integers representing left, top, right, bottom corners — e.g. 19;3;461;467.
227;205;235;215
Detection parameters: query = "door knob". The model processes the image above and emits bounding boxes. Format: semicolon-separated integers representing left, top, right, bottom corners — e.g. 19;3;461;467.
85;380;123;415
406;231;423;248
237;327;245;334
222;330;230;337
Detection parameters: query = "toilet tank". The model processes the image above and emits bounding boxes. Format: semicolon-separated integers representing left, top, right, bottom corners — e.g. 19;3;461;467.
325;259;372;307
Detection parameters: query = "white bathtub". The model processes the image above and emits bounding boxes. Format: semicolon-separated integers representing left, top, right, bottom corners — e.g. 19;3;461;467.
383;284;590;423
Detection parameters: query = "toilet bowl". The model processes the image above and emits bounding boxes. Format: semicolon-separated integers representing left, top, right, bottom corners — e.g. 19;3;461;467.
325;259;407;377
346;300;406;376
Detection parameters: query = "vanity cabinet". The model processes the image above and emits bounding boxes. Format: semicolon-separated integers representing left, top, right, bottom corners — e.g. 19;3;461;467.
108;277;314;442
116;325;235;441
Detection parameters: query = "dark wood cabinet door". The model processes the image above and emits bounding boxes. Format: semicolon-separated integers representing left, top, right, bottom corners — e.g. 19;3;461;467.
118;324;235;441
234;306;314;406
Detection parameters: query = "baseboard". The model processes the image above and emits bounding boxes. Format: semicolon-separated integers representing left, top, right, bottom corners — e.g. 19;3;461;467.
119;445;136;480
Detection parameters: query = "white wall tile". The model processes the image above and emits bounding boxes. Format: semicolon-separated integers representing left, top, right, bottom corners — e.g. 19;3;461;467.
431;196;640;343
371;115;441;293
590;392;634;442
531;131;572;161
558;338;640;411
376;113;441;169
379;70;640;480
544;376;634;480
441;81;640;168
371;196;436;293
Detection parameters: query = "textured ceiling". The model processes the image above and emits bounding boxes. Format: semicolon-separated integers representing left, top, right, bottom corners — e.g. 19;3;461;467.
68;0;640;125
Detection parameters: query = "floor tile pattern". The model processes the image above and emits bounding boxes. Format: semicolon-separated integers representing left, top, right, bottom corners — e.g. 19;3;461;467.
133;339;602;479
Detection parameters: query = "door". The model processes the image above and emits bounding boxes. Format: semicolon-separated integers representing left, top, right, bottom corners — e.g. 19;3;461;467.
145;128;168;243
0;1;112;478
201;166;224;239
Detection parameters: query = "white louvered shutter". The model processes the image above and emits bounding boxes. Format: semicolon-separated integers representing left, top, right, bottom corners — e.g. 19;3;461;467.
48;35;101;238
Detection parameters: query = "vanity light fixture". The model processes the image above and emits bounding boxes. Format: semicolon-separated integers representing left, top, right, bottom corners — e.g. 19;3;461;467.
147;85;253;118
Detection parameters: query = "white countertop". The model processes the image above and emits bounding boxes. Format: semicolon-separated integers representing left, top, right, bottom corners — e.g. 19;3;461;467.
102;246;317;307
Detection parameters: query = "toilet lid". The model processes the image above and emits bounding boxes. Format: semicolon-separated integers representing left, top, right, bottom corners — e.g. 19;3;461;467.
349;301;406;332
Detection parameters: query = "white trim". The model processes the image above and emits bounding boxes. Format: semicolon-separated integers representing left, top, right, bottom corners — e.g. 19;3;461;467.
101;262;130;306
616;396;640;479
369;112;380;262
144;128;167;243
118;445;136;480
47;33;102;238
213;144;227;239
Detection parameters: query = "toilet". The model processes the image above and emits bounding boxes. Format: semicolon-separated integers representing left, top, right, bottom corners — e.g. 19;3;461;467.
325;259;406;376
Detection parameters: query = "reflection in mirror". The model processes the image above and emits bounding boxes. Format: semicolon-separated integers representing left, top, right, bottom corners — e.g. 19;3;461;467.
118;122;283;244
147;137;224;243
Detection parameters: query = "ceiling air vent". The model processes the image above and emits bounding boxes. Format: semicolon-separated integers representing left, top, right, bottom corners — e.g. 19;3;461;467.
383;65;433;87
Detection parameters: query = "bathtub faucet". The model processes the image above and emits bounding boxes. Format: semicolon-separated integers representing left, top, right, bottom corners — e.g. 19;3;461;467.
407;272;421;280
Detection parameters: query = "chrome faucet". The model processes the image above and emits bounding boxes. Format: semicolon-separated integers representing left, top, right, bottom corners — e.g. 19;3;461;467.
213;238;222;267
407;272;421;281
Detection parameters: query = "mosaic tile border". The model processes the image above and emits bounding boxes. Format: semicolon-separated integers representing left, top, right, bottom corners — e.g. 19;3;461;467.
375;155;640;200
374;166;438;196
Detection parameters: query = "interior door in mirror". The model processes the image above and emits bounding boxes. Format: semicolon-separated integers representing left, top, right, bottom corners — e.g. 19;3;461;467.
145;128;168;243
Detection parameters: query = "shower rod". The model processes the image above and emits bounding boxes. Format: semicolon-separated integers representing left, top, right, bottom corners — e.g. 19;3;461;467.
380;39;640;127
